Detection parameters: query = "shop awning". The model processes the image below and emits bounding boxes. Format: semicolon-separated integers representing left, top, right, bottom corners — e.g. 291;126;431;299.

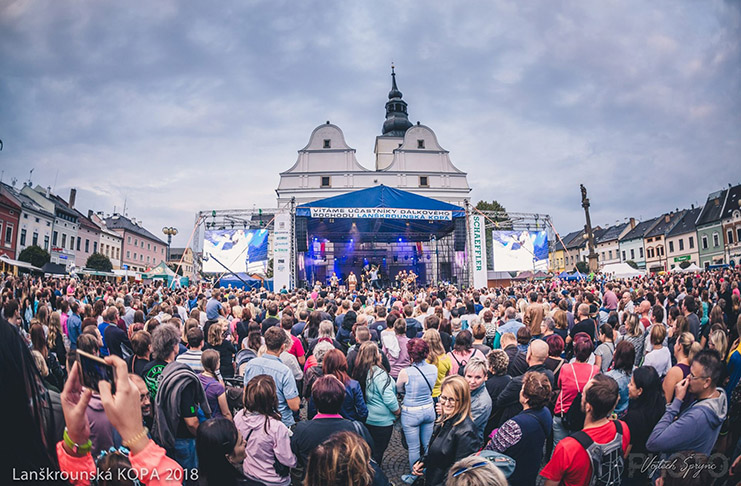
0;254;41;271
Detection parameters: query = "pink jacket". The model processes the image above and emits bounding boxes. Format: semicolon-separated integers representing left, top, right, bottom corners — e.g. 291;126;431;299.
56;439;183;486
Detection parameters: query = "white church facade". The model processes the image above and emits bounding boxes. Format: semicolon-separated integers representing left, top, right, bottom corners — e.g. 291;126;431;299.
276;68;471;208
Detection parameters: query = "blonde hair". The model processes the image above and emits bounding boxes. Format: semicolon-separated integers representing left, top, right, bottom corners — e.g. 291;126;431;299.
207;320;225;347
423;329;445;365
31;350;49;377
675;332;702;360
232;305;243;320
446;455;507;486
709;330;728;357
48;311;62;350
438;375;472;426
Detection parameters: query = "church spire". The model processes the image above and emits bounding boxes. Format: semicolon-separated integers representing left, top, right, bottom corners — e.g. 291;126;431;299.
382;64;413;137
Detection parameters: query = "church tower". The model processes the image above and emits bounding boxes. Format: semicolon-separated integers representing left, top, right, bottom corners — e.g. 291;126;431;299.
375;65;412;170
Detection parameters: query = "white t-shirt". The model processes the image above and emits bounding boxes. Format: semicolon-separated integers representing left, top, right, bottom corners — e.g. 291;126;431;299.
643;346;672;377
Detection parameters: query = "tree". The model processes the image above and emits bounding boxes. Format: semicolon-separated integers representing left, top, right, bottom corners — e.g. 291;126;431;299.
86;253;113;272
475;200;507;213
575;261;589;274
167;262;184;276
18;245;50;268
476;199;512;232
625;260;638;269
265;258;274;279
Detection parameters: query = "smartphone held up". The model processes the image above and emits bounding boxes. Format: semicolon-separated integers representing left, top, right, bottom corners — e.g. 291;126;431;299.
76;349;116;394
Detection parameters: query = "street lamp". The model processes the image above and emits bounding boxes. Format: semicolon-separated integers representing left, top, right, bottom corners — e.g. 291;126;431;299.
162;227;178;262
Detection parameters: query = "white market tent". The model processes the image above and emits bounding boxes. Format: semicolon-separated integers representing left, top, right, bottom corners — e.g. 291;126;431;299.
601;262;645;279
672;263;702;273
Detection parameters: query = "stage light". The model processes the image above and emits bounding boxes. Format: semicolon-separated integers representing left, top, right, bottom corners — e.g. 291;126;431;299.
350;238;354;243
398;237;403;242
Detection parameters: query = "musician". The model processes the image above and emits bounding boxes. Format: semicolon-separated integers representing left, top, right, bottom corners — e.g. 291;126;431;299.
370;265;380;290
347;271;358;292
329;272;339;290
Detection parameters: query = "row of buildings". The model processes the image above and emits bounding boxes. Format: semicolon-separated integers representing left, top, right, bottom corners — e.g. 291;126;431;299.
0;182;192;276
550;184;741;273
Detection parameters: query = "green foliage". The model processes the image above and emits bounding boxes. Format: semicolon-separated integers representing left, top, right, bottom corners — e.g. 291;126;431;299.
86;253;113;272
575;261;589;274
265;258;274;279
18;245;50;268
625;260;638;269
167;263;184;276
475;200;507;213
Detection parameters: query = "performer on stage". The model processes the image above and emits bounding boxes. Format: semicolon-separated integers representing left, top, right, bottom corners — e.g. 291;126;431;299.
347;271;358;292
370;265;380;290
330;272;339;290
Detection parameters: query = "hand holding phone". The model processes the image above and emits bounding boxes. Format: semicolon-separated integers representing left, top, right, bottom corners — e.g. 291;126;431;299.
76;349;116;394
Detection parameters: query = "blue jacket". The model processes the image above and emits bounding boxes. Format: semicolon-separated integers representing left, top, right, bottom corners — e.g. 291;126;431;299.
67;313;82;349
646;389;727;455
340;379;369;422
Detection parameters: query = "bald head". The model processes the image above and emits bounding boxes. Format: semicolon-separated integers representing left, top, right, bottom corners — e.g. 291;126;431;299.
527;339;548;365
577;303;590;318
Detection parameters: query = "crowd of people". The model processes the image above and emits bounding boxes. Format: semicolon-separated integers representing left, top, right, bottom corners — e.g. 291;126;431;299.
2;267;741;486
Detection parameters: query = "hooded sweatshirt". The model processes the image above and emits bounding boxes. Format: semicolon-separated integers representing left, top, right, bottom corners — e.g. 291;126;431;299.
646;388;728;455
233;410;297;486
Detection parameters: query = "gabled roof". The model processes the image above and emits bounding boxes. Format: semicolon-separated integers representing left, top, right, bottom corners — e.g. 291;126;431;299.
1;184;55;218
596;222;629;244
104;214;166;244
554;230;582;251
721;184;741;220
621;217;659;241
696;188;729;226
646;211;686;238
74;209;101;232
667;206;703;237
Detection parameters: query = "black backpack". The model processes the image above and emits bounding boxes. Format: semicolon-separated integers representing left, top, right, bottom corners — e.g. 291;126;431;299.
450;352;470;377
572;421;624;486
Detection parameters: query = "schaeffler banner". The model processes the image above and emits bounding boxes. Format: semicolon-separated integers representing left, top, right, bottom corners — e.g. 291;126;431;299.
272;212;292;291
469;214;488;288
309;207;452;221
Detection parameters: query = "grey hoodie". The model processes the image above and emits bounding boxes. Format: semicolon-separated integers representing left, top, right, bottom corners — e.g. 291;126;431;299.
646;388;727;455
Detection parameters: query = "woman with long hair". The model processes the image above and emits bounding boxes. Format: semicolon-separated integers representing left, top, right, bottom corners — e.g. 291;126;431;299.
199;349;232;420
196;417;247;486
233;374;297;485
605;340;635;417
47;311;67;369
422;328;451;401
207;320;236;378
385;318;411;379
623;366;666;486
617;313;644;367
397;338;438;484
30;322;66;390
410;375;479;486
322;349;368;422
303;311;323;341
352;342;400;465
663;332;701;402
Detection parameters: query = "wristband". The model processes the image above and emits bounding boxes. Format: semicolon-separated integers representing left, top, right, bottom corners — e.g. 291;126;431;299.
122;427;149;449
63;428;92;456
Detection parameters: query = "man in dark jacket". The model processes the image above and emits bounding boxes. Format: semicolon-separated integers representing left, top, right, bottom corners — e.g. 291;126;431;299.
495;340;554;426
501;333;528;377
102;307;131;359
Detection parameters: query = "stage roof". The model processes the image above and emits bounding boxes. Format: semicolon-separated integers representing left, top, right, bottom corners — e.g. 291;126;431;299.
296;185;466;243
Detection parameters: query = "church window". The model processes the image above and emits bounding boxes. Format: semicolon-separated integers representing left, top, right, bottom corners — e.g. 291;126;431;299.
321;176;331;188
323;139;331;149
417;139;425;149
419;176;429;187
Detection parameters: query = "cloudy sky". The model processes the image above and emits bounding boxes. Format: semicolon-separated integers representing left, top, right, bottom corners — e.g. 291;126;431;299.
1;0;739;246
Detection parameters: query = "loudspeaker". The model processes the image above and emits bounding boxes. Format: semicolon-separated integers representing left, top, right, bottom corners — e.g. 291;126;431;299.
296;217;308;252
454;218;466;251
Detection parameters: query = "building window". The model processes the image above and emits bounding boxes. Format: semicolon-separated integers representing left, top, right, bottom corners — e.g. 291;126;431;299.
35;217;39;223
140;240;144;248
140;254;143;261
85;239;89;253
76;237;81;251
70;235;75;250
658;246;664;256
417;139;425;149
419;176;429;187
321;176;331;188
20;229;27;246
134;238;138;246
93;241;97;254
668;241;674;253
702;235;708;249
147;243;151;250
601;252;605;260
4;224;12;245
43;235;48;250
713;232;719;247
128;236;131;244
61;234;66;248
323;139;331;149
127;251;131;259
146;256;150;263
608;250;613;260
53;231;58;246
689;236;694;249
678;239;684;251
728;229;734;244
133;252;137;260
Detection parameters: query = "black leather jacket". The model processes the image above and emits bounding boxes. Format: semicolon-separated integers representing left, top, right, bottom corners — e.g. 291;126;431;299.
422;415;480;486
